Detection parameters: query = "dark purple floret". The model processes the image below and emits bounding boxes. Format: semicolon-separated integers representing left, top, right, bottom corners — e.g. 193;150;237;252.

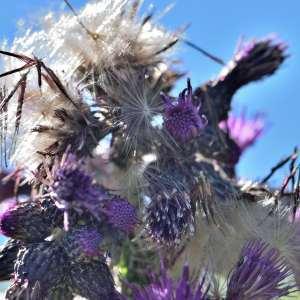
226;239;294;300
0;208;18;238
101;197;138;233
51;154;101;205
145;189;195;244
50;154;106;225
162;79;207;143
0;198;17;237
73;227;102;256
131;260;209;300
63;226;103;260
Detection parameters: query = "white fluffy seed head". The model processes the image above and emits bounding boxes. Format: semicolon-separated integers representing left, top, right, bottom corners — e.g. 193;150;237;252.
2;86;71;177
98;67;166;156
10;0;178;80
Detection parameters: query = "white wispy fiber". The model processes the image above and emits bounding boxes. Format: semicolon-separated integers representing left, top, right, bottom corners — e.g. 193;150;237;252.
172;197;299;285
10;0;178;80
1;83;75;179
99;68;165;155
0;0;179;180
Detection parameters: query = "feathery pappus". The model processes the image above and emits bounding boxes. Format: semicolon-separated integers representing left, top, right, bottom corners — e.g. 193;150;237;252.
0;0;299;299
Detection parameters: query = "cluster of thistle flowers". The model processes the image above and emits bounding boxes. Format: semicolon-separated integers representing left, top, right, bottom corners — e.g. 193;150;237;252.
0;0;298;299
0;152;138;299
130;239;296;300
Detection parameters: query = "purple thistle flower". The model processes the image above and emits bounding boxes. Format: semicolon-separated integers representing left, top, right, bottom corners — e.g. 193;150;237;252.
0;199;17;237
101;197;138;233
219;111;265;156
131;260;209;300
74;227;102;256
145;189;195;244
162;79;207;143
0;209;20;238
226;239;294;300
0;198;16;219
50;154;106;225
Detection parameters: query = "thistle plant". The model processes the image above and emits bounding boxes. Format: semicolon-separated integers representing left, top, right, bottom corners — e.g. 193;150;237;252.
0;1;299;299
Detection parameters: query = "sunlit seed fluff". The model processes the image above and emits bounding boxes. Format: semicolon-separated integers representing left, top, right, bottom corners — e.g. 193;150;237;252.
145;188;195;244
226;239;295;300
1;79;99;181
10;0;178;80
99;68;164;155
162;79;207;143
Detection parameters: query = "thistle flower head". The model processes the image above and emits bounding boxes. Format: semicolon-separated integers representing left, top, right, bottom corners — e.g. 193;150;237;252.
162;79;207;143
0;200;58;242
75;228;102;256
0;208;17;238
0;198;17;237
14;242;68;296
218;36;287;88
145;189;195;244
235;36;287;62
131;261;209;300
226;239;294;300
101;197;138;233
69;258;117;299
219;111;265;155
50;154;106;223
